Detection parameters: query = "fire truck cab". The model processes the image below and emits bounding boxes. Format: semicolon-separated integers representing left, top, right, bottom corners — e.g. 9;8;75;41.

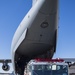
24;59;68;75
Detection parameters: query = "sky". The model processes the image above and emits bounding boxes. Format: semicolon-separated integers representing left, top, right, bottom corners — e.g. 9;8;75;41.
0;0;75;73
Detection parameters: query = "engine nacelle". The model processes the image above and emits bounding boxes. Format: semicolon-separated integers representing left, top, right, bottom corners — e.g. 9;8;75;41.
2;63;10;71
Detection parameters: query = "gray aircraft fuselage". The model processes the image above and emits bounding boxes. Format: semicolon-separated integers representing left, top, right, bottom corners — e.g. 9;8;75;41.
11;0;58;74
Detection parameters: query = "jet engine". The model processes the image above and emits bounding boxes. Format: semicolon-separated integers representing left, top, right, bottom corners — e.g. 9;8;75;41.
2;63;10;71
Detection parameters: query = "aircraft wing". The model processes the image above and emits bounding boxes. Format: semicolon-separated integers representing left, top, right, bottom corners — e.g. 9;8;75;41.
0;73;10;75
61;58;75;62
0;59;11;63
60;58;75;67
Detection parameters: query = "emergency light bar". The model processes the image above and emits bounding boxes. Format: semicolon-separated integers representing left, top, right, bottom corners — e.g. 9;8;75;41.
34;58;64;62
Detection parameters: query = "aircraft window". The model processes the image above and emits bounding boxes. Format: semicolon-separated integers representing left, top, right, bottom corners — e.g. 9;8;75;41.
32;65;34;70
63;65;67;70
57;65;61;70
32;65;42;70
37;65;42;70
52;65;56;70
28;65;32;71
43;65;51;70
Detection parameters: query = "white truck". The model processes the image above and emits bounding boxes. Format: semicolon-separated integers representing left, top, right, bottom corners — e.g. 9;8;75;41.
24;59;69;75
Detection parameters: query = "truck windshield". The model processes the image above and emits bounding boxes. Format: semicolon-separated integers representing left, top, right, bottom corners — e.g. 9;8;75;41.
30;65;68;75
52;65;68;75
